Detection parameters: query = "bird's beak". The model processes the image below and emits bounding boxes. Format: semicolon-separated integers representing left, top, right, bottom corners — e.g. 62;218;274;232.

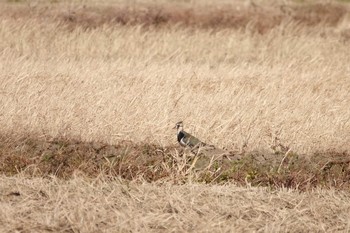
172;125;176;129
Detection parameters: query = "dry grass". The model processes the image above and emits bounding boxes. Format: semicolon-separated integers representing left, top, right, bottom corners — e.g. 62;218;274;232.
1;135;350;190
1;0;350;231
1;175;350;232
2;0;348;32
1;1;350;154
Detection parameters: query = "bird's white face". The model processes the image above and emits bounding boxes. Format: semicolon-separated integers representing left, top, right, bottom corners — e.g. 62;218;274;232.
174;121;184;133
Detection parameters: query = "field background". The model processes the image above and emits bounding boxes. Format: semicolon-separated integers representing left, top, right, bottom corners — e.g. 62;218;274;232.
1;0;350;232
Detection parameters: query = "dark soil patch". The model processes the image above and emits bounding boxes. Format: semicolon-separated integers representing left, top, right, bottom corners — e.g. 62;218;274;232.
1;2;349;33
0;134;350;191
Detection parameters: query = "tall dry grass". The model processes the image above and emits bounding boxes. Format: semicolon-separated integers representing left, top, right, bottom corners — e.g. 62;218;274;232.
1;175;350;232
1;1;350;154
1;1;350;232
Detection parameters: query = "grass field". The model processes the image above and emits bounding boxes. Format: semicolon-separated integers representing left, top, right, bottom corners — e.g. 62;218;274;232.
1;175;350;232
1;0;350;232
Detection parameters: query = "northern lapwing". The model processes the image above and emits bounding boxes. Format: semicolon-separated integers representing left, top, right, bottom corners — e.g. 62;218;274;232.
173;121;242;162
174;121;209;148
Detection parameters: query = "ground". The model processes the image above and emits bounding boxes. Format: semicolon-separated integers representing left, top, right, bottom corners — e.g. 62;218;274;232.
1;0;350;232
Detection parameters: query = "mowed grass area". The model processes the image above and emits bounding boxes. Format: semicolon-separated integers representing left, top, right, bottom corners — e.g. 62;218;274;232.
1;0;350;232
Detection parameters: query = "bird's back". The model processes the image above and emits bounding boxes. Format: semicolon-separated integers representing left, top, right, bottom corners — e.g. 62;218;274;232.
178;130;206;148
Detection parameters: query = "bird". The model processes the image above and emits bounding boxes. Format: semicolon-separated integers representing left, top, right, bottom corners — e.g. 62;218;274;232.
173;121;208;148
173;121;242;162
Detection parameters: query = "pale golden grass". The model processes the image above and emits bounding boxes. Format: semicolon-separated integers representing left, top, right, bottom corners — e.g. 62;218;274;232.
1;2;350;232
0;174;349;232
1;3;350;154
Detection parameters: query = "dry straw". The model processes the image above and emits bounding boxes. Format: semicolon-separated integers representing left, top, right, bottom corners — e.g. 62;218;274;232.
1;4;349;153
1;175;350;232
1;1;350;232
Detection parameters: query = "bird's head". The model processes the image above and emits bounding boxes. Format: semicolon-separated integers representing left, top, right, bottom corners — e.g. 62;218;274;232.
173;121;184;132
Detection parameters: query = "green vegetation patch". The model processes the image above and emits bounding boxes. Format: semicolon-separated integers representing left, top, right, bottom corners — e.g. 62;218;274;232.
0;134;349;191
